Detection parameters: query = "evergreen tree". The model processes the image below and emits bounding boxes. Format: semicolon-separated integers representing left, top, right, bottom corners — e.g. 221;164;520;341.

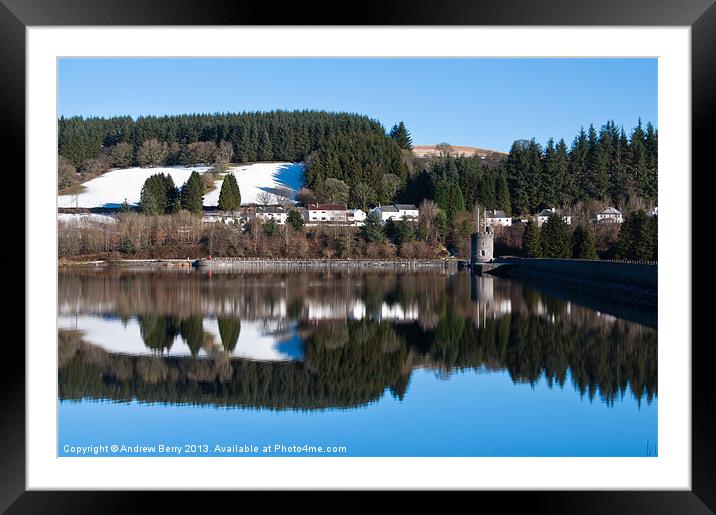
571;225;597;259
361;212;385;242
217;317;241;353
180;171;204;214
540;213;573;258
218;173;241;211
138;173;178;215
496;169;512;215
389;121;413;150
395;217;415;244
257;127;273;161
522;220;542;258
287;209;305;231
569;128;589;203
615;210;655;260
180;316;204;356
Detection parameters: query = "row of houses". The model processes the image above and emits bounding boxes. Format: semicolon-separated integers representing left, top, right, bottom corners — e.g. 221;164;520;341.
202;203;420;227
484;206;656;228
203;203;655;228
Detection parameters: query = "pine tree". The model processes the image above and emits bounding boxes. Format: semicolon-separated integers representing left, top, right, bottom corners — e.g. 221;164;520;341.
540;213;573;258
571;225;597;259
287;209;305;231
389;121;413;150
395;217;415;244
217;317;241;353
257;127;273;161
522;220;542;257
218;173;241;211
616;210;655;260
361;212;385;242
181;171;204;214
496;169;512;215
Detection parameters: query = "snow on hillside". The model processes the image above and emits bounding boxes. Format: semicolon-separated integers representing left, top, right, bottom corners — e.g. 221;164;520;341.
57;162;304;209
58;213;117;225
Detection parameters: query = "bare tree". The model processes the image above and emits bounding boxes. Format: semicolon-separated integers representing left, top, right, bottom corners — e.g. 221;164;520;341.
137;139;169;167
274;186;295;205
296;187;316;206
215;140;234;165
435;142;453;158
256;191;273;206
419;199;438;241
109;142;135;168
186;141;217;165
353;182;374;211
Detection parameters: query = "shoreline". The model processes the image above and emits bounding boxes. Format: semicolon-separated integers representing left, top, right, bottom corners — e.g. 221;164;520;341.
58;257;459;270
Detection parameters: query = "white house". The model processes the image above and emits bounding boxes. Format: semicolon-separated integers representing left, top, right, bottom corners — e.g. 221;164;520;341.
202;210;243;226
347;209;367;226
485;210;512;227
595;207;624;224
536;208;572;227
370;204;419;223
307;204;348;222
255;206;288;225
394;204;419;220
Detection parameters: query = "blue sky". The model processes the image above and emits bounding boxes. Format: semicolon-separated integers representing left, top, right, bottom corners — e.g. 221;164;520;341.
58;58;657;153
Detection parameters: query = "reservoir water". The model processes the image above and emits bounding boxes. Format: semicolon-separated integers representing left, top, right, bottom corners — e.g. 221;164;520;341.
58;267;657;457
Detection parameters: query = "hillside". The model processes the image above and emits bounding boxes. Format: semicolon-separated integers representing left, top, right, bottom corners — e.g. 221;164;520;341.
412;145;506;167
57;162;304;209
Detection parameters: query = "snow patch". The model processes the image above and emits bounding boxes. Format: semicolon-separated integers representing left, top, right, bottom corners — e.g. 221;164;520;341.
57;162;305;209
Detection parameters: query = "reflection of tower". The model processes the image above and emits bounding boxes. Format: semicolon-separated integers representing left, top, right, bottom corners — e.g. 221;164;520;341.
471;208;494;266
470;274;495;328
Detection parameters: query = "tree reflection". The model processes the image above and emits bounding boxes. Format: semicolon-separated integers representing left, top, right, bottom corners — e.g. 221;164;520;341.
59;269;657;410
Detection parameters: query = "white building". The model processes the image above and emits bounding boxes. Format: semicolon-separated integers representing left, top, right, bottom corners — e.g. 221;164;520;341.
370;204;419;223
202;210;243;226
347;209;367;226
307;204;348;222
485;210;512;227
536;208;572;227
255;206;288;225
595;207;623;224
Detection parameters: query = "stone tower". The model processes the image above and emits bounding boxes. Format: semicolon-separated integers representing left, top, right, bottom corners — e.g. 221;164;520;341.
471;208;494;266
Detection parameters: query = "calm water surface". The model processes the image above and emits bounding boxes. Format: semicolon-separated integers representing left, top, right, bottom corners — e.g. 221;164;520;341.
58;268;657;457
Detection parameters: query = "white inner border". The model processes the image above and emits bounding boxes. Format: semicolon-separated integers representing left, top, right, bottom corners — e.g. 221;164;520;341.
27;27;690;490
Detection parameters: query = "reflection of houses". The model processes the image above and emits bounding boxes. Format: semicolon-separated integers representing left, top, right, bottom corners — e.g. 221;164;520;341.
370;204;419;223
485;210;512;227
595;207;623;224
303;299;419;323
536;208;572;227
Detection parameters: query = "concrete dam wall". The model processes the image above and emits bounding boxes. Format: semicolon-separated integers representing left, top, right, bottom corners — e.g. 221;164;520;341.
487;258;657;307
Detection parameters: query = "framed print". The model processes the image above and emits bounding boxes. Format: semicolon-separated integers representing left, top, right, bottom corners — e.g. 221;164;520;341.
3;0;715;511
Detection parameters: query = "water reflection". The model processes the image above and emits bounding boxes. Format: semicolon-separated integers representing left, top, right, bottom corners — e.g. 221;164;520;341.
58;269;657;411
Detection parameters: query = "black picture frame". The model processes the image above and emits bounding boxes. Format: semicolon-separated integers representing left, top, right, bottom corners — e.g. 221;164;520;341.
2;1;714;511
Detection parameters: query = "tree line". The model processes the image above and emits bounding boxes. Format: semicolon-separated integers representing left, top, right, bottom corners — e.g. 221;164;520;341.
521;211;657;261
397;119;657;218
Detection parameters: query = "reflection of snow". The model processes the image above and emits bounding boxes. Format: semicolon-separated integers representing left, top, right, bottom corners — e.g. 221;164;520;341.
58;315;302;362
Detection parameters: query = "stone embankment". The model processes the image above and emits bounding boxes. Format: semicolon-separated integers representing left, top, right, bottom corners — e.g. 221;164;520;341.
59;257;459;271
